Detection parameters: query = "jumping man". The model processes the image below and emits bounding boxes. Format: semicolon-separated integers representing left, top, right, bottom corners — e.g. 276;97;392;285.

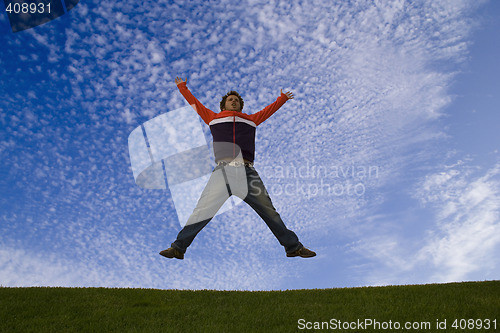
160;77;316;259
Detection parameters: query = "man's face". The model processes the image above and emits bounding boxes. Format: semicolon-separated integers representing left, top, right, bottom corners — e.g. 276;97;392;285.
224;95;241;112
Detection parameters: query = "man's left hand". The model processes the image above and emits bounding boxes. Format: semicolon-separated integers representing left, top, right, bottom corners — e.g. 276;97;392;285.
281;89;294;100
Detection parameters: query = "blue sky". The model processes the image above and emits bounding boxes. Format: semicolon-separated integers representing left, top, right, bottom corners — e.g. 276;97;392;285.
1;0;499;290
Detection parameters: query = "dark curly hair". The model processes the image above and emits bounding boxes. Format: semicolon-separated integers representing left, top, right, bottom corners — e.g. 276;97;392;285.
220;90;244;111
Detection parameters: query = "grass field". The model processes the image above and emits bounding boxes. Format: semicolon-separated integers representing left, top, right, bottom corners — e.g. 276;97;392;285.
1;281;498;332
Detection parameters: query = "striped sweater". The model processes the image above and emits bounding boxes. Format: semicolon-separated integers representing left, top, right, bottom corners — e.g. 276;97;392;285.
177;82;289;163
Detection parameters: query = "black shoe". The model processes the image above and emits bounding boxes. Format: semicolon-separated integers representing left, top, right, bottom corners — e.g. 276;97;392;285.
159;247;184;260
287;247;316;258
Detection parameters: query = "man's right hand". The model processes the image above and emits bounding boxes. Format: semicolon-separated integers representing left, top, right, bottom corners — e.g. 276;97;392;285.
175;77;187;85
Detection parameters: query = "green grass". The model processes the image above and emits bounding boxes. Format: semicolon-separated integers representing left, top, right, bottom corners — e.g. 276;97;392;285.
1;281;499;332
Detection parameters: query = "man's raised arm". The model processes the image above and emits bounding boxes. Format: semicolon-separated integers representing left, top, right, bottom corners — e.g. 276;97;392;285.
175;76;216;125
251;89;294;126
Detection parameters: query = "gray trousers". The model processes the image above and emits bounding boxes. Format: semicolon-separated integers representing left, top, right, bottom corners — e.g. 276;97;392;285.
171;164;302;254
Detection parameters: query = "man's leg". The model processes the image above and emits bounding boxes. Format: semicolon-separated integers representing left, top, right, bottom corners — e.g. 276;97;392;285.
170;165;231;253
239;166;303;254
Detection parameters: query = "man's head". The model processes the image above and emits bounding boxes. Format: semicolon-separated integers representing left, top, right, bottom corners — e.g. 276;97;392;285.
220;90;244;112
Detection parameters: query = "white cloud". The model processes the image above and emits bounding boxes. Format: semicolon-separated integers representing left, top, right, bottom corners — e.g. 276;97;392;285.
415;163;500;282
352;162;500;285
